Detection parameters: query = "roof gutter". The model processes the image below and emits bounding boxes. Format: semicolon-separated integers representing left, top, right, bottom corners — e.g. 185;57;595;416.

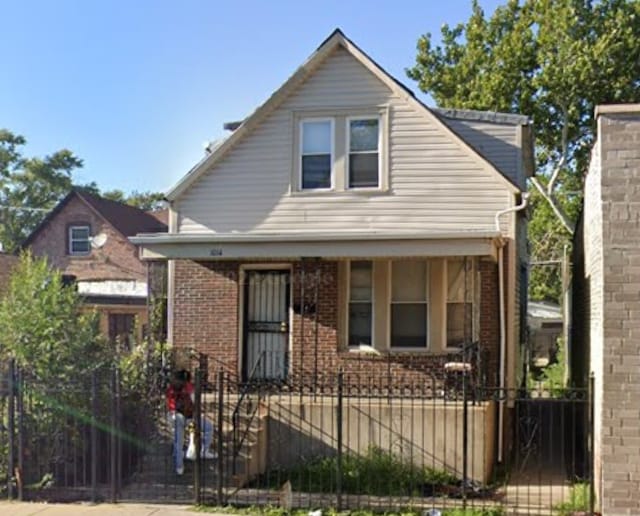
131;230;502;246
494;192;530;463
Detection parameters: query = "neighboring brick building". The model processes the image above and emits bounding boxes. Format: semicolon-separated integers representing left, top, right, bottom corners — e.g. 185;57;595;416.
572;104;640;515
24;189;167;346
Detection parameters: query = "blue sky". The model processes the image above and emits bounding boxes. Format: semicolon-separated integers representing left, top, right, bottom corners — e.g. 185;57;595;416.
2;1;502;195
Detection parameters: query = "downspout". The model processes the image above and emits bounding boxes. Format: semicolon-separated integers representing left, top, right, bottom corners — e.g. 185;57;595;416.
494;192;530;462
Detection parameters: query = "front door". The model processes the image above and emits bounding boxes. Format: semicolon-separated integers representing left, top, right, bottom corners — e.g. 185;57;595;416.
243;270;290;381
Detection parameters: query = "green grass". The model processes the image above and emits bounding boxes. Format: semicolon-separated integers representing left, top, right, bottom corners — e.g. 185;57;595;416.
553;482;591;515
254;446;458;497
193;505;504;516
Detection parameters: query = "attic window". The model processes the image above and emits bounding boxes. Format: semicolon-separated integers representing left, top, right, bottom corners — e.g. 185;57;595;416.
300;119;333;189
69;225;91;255
348;117;379;188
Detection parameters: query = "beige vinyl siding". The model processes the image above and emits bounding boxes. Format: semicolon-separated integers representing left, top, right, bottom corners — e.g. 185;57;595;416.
177;47;514;237
440;118;523;189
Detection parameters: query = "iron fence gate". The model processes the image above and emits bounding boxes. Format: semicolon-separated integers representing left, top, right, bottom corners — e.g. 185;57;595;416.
1;356;595;515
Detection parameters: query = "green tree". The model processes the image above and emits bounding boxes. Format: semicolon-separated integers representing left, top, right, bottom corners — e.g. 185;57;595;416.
102;189;166;210
0;130;165;252
0;252;108;381
0;130;83;252
407;0;640;301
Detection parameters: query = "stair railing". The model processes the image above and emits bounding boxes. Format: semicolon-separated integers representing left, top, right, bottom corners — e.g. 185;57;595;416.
231;351;267;474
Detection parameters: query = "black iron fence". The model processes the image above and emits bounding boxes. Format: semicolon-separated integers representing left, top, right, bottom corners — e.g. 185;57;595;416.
1;355;595;515
0;359;159;502
192;368;594;515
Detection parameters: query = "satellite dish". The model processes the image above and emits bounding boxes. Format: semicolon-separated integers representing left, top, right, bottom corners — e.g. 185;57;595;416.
91;233;108;249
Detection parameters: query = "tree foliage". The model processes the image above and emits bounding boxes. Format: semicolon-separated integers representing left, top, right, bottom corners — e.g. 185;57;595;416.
0;129;82;253
0;252;108;382
101;189;166;211
0;130;165;252
407;0;640;301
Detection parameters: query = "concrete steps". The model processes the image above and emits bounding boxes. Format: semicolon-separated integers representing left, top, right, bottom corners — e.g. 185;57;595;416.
120;396;268;499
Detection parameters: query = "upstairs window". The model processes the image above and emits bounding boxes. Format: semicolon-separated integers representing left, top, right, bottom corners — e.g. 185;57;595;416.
301;119;333;189
348;118;379;188
68;225;91;255
348;261;373;347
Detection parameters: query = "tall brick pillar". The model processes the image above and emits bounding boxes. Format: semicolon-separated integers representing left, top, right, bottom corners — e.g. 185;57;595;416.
586;105;640;514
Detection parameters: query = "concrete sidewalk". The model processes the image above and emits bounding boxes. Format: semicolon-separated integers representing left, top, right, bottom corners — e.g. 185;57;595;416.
0;501;228;516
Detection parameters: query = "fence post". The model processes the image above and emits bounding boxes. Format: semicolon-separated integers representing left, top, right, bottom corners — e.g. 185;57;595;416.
216;370;224;506
91;369;98;503
589;373;596;516
193;368;202;505
462;365;468;506
7;359;15;501
16;367;23;502
110;366;117;503
336;370;343;511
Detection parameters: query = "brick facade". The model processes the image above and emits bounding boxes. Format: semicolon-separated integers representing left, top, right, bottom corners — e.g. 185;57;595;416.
576;105;640;515
29;195;146;282
172;257;501;387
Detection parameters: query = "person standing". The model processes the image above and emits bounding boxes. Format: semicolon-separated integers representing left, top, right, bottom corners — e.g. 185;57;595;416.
166;369;215;475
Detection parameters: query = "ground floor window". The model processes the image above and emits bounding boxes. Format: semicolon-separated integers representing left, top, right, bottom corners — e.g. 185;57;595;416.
390;260;428;348
348;261;373;347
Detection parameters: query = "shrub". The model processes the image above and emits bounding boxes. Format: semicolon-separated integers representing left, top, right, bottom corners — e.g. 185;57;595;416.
258;446;457;497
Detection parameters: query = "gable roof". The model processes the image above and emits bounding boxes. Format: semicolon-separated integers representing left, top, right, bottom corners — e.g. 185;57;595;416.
167;29;527;201
22;189;167;248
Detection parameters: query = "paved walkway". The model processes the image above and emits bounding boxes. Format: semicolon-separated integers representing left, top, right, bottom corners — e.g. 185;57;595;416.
0;501;228;516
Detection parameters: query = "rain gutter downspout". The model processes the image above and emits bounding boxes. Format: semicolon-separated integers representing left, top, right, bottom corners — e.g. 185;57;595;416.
494;192;530;462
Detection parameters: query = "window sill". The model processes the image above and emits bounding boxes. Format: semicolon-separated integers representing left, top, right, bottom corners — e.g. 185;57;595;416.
289;187;390;197
345;346;381;355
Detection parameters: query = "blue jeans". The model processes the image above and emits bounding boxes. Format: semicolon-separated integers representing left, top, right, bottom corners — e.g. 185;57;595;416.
168;411;214;472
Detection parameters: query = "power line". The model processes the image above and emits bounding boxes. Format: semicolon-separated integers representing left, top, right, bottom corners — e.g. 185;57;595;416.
0;205;49;212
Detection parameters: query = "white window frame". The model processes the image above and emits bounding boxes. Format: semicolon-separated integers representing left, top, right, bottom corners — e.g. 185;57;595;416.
389;260;430;351
68;225;91;256
347;260;375;351
346;116;381;190
299;117;335;191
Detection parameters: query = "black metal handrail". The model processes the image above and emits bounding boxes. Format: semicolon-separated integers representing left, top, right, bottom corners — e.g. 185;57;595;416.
231;351;266;469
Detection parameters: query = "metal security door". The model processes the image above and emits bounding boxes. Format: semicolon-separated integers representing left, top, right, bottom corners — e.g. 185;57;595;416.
243;270;290;381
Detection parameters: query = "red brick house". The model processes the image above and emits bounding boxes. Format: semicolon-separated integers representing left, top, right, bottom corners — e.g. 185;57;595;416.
131;29;534;481
24;189;167;346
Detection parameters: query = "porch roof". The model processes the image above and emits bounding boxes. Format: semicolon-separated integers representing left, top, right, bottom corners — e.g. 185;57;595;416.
131;230;501;261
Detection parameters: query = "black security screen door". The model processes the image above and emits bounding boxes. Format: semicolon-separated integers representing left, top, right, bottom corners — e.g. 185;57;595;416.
243;270;290;381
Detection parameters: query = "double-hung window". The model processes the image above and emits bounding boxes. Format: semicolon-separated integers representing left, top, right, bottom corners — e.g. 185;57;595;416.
68;225;91;255
447;258;474;348
348;117;379;188
391;261;428;348
348;261;373;347
300;119;333;189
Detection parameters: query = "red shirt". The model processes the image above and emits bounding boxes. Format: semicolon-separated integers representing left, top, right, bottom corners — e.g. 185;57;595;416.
166;381;194;413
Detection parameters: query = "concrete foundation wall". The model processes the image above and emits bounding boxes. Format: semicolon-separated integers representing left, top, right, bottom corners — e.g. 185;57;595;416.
266;395;496;484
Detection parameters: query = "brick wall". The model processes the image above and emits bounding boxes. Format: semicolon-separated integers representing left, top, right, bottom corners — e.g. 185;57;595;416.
29;195;146;281
580;105;640;515
172;257;501;387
